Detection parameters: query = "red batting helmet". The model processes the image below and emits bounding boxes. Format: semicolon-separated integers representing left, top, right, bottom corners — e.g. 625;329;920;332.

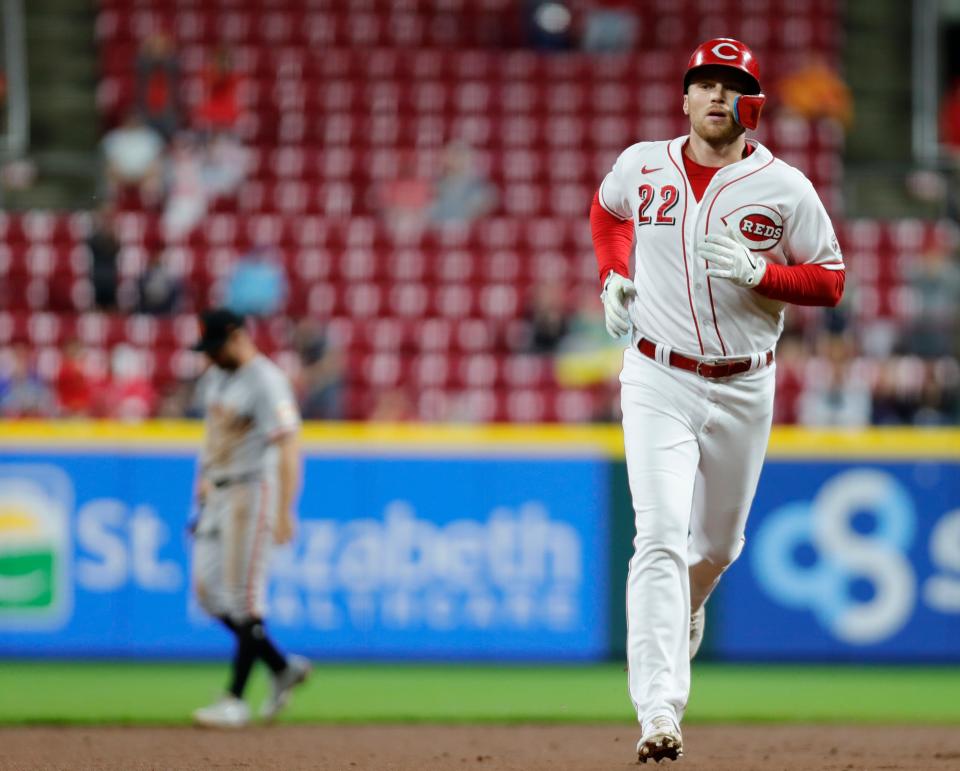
683;37;762;95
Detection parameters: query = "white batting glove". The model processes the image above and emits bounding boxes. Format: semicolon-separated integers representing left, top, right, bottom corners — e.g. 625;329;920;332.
699;227;767;288
600;271;636;338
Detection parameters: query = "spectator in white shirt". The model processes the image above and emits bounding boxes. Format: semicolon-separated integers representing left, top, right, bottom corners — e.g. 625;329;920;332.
102;112;164;206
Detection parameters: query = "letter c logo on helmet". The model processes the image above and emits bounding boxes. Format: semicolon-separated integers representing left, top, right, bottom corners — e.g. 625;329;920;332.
710;42;740;61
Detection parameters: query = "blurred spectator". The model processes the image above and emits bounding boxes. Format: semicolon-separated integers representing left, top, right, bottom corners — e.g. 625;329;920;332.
377;152;432;236
136;31;181;139
913;360;958;425
779;57;853;130
86;207;121;311
161;132;249;241
137;250;184;315
925;358;960;424
429;142;498;225
553;285;623;388
294;321;345;420
906;168;952;214
56;341;96;417
872;355;960;425
156;379;199;419
162;133;208;241
871;356;923;425
580;3;638;52
96;344;157;421
194;47;243;134
771;332;807;425
201;131;249;199
941;77;960;155
224;245;288;317
522;0;574;51
520;281;570;354
369;387;415;421
0;157;37;193
0;346;56;418
901;242;960;359
798;336;872;427
102;113;165;206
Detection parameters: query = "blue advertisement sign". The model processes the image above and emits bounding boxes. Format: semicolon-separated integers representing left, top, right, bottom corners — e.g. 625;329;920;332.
714;461;960;661
0;451;609;661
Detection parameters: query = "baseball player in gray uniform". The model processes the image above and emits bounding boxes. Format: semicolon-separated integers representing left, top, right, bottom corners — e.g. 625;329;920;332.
189;308;311;728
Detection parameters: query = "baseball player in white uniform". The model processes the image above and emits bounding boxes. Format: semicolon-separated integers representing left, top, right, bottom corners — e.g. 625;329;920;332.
189;308;311;727
590;38;845;762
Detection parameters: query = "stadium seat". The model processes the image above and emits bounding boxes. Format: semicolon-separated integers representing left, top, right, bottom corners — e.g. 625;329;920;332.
61;0;854;416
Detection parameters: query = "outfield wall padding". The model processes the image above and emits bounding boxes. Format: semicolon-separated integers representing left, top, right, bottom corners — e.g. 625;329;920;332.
1;423;957;661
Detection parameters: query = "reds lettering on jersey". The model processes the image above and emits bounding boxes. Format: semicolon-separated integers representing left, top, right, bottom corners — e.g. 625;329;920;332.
598;136;844;357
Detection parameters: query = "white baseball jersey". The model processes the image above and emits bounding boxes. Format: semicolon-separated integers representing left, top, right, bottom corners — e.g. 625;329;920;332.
598;136;844;357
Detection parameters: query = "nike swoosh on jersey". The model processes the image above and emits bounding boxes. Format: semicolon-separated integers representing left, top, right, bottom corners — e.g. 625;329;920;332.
641;165;662;174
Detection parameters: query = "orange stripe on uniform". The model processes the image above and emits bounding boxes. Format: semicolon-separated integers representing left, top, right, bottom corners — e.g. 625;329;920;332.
245;480;270;616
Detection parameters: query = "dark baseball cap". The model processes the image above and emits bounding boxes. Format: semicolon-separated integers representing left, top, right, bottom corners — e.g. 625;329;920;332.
191;308;245;353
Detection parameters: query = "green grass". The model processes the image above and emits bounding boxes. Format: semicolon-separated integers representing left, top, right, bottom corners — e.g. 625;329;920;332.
0;662;958;725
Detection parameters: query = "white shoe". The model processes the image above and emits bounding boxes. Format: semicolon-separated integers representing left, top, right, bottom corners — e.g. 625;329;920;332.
260;654;312;721
193;695;250;728
637;715;683;763
690;604;706;660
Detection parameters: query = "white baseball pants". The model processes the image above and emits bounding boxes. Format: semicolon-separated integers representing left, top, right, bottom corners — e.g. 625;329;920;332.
619;345;775;728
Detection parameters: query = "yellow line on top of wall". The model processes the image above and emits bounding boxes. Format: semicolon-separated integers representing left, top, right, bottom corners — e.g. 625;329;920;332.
0;421;958;459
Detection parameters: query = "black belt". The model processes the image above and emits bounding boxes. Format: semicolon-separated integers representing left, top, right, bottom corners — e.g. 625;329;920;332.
211;472;261;489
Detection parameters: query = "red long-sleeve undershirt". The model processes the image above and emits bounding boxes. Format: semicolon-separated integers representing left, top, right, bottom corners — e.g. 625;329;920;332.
589;190;844;307
756;261;844;306
590;191;633;287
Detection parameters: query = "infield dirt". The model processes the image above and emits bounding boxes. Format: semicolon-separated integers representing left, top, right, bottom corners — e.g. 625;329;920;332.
3;724;960;770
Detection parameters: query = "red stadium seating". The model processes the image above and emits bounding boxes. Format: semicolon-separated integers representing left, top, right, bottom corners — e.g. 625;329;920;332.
0;1;870;420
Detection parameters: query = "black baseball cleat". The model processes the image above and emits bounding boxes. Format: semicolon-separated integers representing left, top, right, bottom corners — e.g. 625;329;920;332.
259;654;312;721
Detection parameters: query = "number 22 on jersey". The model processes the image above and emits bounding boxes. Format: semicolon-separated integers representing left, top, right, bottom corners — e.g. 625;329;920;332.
637;184;679;226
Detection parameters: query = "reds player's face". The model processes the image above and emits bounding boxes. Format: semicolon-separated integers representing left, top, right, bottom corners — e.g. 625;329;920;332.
683;69;748;144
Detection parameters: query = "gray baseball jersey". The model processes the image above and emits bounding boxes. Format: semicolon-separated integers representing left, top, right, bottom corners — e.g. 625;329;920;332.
199;354;300;480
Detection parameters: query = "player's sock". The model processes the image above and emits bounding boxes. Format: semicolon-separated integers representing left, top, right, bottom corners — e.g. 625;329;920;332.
227;620;259;698
250;619;288;675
